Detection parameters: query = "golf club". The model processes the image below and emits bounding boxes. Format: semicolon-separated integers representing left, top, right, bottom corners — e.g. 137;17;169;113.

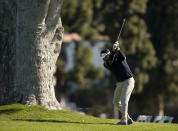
116;18;126;42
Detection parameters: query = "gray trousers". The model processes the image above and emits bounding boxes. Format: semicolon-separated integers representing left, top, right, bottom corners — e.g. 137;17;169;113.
113;77;135;123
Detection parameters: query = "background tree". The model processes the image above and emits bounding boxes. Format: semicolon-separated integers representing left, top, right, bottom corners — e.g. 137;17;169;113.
0;0;64;109
55;0;105;113
146;0;178;115
57;0;105;91
62;0;104;41
69;43;104;88
68;42;106;114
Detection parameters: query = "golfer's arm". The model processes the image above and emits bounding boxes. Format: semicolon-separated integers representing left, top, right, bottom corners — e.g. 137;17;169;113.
116;50;126;62
104;61;112;69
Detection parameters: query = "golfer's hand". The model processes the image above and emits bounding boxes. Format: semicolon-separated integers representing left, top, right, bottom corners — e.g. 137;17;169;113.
113;41;120;50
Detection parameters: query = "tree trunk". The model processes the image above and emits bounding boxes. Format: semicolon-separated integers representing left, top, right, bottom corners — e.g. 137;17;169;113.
152;94;164;116
0;0;64;109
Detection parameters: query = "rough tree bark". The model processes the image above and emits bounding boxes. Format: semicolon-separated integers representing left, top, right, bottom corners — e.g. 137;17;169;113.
0;0;64;109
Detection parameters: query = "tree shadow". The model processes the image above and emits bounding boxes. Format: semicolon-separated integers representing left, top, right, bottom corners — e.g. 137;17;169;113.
13;119;116;125
0;108;23;115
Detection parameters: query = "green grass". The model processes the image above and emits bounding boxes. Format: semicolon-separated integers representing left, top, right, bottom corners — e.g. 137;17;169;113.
0;104;177;131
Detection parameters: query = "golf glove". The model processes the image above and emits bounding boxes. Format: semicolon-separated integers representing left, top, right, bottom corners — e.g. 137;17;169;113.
113;42;119;50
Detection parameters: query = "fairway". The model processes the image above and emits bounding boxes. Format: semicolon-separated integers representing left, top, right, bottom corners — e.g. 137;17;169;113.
0;104;177;131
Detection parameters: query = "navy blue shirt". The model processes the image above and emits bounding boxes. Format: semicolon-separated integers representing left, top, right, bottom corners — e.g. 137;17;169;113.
104;50;133;82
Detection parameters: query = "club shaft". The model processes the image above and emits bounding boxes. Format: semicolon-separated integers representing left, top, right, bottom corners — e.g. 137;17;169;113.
117;19;126;41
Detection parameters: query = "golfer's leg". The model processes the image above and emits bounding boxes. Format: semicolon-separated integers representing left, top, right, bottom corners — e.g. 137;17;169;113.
113;82;123;113
120;78;135;123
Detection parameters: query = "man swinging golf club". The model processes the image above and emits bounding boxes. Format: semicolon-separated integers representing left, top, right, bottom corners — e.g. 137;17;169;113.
100;41;134;125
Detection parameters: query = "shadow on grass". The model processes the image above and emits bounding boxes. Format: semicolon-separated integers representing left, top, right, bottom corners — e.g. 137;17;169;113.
0;108;23;115
13;119;116;125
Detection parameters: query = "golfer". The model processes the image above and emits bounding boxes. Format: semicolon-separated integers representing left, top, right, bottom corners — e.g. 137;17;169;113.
100;41;134;125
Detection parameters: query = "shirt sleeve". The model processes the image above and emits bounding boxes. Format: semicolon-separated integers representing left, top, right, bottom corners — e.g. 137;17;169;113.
104;61;112;70
114;50;126;62
103;50;126;69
